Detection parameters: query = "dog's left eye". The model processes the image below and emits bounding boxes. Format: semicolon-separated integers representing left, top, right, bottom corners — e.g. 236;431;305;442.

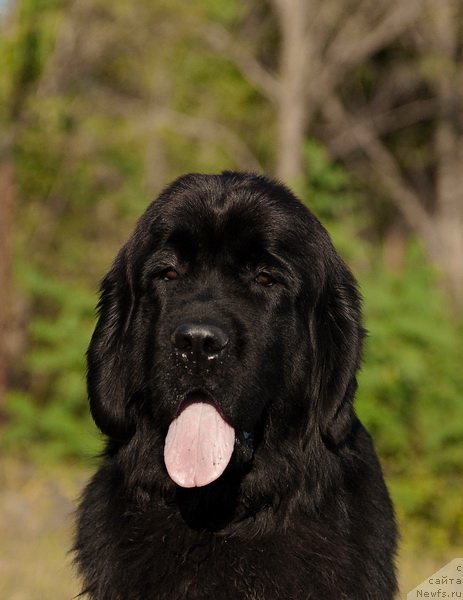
162;268;179;281
255;272;275;287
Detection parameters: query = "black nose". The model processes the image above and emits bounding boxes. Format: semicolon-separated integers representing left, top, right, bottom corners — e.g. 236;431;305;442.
171;322;229;359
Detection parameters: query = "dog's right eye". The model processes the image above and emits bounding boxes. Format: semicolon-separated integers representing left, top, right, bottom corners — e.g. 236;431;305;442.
255;272;275;287
162;268;179;281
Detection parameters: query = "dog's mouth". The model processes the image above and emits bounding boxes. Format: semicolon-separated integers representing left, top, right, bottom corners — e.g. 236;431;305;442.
163;392;236;488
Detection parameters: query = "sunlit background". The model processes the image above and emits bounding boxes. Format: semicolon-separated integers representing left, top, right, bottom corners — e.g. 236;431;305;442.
0;1;462;598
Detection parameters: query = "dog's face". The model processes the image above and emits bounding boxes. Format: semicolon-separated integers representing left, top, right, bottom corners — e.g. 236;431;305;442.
87;173;363;490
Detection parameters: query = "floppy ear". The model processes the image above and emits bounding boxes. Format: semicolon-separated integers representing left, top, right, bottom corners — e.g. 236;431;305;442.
312;258;364;447
87;245;137;440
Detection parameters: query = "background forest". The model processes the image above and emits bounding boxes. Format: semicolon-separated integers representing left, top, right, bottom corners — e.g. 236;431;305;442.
0;0;462;597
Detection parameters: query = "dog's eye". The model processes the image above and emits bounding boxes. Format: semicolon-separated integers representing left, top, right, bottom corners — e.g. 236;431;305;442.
163;268;179;281
255;272;275;287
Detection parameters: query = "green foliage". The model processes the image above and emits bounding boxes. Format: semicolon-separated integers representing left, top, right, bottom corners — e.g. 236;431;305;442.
300;140;463;551
299;139;371;267
357;247;463;552
301;139;361;220
0;0;61;121
2;0;461;562
358;247;463;471
3;263;102;461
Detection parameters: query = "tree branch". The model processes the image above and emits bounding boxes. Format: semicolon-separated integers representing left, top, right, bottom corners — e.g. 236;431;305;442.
151;108;263;172
322;97;437;249
202;24;280;103
306;0;424;109
326;99;438;156
327;0;424;67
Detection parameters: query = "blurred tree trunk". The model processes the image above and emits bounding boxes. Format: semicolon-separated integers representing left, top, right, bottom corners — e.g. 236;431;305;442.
322;0;463;306
206;1;423;184
0;140;14;409
272;0;425;183
267;0;463;305
432;0;463;304
0;1;54;408
271;0;309;182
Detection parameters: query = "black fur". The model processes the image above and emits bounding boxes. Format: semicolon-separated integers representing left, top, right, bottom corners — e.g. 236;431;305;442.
75;172;397;599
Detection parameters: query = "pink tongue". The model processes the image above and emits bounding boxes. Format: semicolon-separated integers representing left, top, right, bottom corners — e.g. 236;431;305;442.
164;402;235;488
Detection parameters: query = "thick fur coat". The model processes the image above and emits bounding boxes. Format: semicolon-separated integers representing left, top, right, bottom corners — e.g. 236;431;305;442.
75;172;397;599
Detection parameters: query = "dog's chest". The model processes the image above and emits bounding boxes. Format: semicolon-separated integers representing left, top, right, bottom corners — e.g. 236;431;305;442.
115;517;343;600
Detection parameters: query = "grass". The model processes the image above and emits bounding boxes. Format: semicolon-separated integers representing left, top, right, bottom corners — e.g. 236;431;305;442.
0;457;87;600
0;456;460;599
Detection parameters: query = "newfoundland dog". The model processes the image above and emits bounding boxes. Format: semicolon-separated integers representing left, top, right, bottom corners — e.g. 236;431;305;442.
75;172;397;599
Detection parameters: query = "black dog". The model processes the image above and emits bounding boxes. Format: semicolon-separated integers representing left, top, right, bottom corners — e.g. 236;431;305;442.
75;172;397;599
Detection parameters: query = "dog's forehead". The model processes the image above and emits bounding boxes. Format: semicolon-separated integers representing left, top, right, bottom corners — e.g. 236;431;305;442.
153;184;309;256
170;210;275;270
131;173;331;275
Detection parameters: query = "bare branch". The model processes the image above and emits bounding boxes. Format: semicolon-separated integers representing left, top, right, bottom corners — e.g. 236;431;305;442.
322;97;437;249
202;24;280;103
306;0;424;109
151;109;263;172
327;0;424;67
326;99;438;156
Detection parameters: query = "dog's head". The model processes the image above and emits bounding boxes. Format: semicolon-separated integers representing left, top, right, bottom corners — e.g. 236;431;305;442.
87;172;363;489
